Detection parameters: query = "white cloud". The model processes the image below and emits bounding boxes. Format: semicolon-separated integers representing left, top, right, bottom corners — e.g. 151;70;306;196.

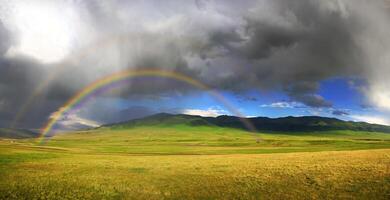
350;115;390;126
366;85;390;112
182;107;228;117
4;1;80;63
308;109;321;116
245;115;257;118
55;113;101;130
260;101;305;108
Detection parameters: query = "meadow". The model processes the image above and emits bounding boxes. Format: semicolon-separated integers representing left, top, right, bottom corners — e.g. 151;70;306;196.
0;126;389;199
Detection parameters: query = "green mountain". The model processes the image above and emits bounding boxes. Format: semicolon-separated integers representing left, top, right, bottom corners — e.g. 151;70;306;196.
0;128;39;139
105;113;390;133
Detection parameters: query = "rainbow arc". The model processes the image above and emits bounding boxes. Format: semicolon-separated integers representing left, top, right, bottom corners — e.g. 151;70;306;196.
38;68;257;144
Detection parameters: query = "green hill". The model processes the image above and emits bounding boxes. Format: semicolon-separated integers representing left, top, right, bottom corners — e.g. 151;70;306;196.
106;113;214;128
105;113;390;133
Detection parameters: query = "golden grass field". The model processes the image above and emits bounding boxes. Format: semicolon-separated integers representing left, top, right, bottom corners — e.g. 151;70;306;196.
0;127;389;199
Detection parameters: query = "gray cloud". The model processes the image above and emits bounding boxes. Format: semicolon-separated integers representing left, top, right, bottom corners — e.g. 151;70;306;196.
0;20;11;55
0;0;389;128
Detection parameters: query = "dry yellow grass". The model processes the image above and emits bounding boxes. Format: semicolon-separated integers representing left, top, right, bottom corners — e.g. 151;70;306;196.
1;149;389;199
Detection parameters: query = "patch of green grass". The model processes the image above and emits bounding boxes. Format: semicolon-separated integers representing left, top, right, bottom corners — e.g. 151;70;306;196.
33;126;390;155
0;153;57;165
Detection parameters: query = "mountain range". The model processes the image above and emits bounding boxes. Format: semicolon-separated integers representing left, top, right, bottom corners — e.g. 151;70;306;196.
104;113;390;133
0;128;40;139
1;113;390;139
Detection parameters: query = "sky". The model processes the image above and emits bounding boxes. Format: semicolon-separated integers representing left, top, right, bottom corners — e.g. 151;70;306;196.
0;0;390;130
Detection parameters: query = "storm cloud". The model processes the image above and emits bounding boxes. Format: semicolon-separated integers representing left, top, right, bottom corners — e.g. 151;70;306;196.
332;110;350;116
0;0;389;128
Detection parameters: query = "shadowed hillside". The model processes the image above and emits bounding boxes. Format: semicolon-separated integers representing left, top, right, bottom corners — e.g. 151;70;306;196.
0;128;39;139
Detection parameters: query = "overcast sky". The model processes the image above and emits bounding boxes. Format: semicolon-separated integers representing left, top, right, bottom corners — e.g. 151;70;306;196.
0;0;390;130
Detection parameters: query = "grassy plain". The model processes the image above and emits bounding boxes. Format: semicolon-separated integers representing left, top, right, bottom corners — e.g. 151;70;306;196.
0;126;389;199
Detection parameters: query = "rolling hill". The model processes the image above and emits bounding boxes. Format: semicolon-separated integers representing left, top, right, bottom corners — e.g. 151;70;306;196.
105;113;390;133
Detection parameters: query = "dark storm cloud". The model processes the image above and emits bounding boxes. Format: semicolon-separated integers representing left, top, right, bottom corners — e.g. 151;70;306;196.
203;0;364;106
242;17;302;60
0;0;389;128
290;94;332;108
55;0;375;103
0;56;64;128
0;19;68;128
332;110;350;116
283;81;332;107
0;22;40;127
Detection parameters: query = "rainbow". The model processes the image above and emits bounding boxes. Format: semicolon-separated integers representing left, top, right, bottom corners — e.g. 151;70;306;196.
38;68;257;144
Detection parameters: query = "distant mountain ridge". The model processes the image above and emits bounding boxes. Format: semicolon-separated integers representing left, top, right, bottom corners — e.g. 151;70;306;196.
0;128;39;139
105;113;390;133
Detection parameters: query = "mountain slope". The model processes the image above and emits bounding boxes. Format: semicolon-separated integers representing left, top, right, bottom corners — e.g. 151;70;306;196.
105;113;390;133
106;113;215;128
0;128;39;139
